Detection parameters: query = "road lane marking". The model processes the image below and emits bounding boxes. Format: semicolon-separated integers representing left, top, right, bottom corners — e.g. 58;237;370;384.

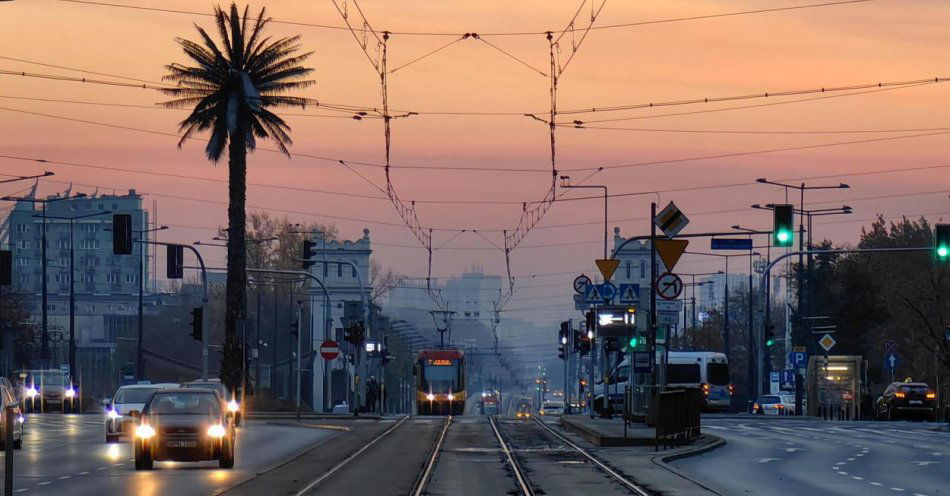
57;476;70;479
13;489;27;493
36;482;50;486
77;471;89;475
908;461;939;466
837;471;848;475
870;482;883;486
756;458;781;463
852;476;864;480
890;489;904;492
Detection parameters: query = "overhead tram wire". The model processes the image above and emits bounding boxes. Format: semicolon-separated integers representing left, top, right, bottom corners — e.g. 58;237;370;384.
53;0;877;37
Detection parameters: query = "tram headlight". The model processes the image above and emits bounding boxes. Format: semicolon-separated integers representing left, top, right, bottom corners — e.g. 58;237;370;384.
426;393;436;401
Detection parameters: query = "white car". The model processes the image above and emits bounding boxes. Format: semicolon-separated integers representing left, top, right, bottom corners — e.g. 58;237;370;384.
104;383;178;442
539;401;565;416
752;395;788;416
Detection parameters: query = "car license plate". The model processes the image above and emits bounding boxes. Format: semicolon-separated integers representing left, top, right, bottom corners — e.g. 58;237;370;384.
909;400;922;405
167;440;196;448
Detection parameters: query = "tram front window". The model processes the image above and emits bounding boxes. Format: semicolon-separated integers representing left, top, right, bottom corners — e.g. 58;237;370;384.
423;360;459;394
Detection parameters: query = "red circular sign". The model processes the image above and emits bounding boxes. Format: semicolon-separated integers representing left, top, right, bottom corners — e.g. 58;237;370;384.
320;340;340;360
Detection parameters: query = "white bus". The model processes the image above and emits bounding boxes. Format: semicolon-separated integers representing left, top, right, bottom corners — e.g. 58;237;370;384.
593;351;733;413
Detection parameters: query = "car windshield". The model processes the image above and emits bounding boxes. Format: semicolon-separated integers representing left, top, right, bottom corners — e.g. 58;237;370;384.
115;387;159;404
37;372;68;386
146;393;221;415
543;404;562;410
667;364;701;384
183;382;227;396
707;363;730;385
899;385;929;394
422;361;459;394
759;396;782;404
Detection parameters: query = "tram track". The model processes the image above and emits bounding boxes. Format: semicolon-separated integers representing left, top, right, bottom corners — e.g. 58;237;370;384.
489;415;535;496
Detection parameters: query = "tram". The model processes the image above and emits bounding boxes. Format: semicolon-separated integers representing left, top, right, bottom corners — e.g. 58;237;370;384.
414;349;466;415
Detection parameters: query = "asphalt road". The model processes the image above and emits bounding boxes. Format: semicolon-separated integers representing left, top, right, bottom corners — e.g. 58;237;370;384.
674;416;950;496
0;413;337;496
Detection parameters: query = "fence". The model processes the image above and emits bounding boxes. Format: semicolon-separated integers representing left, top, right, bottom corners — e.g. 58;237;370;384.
653;388;702;451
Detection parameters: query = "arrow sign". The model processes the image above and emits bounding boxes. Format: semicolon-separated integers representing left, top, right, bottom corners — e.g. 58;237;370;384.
573;274;592;294
655;239;689;272
884;352;899;370
656;272;683;300
595;259;620;282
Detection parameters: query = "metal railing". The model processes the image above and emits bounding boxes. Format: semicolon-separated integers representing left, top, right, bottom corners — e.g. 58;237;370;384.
653;388;702;451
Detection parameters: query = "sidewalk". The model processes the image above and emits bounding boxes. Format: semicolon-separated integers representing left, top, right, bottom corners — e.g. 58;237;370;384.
561;415;667;447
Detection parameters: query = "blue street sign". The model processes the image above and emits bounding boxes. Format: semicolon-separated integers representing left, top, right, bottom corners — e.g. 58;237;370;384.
884;352;899;370
711;238;753;250
781;370;796;386
584;283;616;303
788;351;807;368
617;283;640;304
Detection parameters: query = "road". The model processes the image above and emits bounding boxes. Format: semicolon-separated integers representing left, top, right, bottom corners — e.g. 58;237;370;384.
0;413;337;496
674;416;950;496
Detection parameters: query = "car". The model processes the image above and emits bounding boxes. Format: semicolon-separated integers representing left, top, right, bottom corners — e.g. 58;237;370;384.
14;370;78;413
875;381;937;421
539;401;564;416
752;395;788;415
515;398;532;419
104;383;178;443
132;388;235;470
181;379;241;426
0;381;24;450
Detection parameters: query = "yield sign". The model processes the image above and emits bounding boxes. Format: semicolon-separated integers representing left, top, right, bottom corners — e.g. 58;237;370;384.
320;340;340;360
654;239;689;272
595;259;620;282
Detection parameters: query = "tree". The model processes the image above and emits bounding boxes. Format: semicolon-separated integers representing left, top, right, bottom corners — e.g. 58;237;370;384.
161;4;315;392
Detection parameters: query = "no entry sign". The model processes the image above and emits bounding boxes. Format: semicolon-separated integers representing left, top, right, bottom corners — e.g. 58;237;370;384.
320;340;340;360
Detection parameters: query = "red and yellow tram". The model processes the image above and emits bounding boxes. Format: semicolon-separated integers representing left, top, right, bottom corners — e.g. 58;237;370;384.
414;349;465;415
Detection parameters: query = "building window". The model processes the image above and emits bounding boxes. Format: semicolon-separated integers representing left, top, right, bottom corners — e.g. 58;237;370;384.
106;274;119;284
323;263;328;278
15;224;29;233
625;261;631;279
82;274;95;283
55;273;69;283
17;274;28;284
86;304;96;313
80;223;97;233
640;261;646;279
18;240;29;249
59;257;68;268
47;304;57;312
337;263;342;278
58;239;69;249
79;240;100;250
126;273;137;284
351;264;357;278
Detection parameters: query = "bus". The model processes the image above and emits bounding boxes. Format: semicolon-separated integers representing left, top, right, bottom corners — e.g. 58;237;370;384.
414;349;466;415
593;351;733;413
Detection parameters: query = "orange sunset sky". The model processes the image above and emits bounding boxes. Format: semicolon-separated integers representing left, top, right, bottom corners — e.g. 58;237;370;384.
2;0;949;323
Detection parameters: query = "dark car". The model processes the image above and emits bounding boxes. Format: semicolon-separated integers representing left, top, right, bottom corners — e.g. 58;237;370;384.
0;381;24;450
875;382;936;421
131;389;235;470
181;379;242;426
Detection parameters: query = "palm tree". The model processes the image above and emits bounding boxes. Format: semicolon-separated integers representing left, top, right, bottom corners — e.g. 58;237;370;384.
161;3;314;391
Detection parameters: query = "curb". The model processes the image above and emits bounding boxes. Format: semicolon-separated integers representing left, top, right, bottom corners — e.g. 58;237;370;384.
649;434;726;496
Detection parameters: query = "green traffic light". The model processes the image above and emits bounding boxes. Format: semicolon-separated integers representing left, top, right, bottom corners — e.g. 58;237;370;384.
629;336;638;348
938;245;949;258
766;339;775;346
776;230;790;243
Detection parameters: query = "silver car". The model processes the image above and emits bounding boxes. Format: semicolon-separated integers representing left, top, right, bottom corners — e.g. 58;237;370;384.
104;383;178;443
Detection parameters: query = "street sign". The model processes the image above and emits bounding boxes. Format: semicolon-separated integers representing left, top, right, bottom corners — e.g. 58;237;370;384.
788;351;807;368
656;272;684;300
59;364;70;375
656;299;683;312
573;274;592;294
711;238;753;250
884;339;897;353
818;333;836;353
654;239;689;272
573;294;589;311
320;340;340;360
793;346;806;353
780;370;796;390
595;305;637;338
884;352;899;370
595;259;620;282
633;351;652;373
617;283;640;304
654;201;689;238
657;312;679;326
769;372;780;394
584;283;616;303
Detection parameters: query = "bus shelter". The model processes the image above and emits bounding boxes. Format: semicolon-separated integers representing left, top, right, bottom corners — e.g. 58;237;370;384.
806;355;867;419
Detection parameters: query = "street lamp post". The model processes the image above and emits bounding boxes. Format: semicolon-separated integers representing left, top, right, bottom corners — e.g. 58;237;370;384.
2;192;87;369
36;211;111;384
559;177;608;259
132;225;168;380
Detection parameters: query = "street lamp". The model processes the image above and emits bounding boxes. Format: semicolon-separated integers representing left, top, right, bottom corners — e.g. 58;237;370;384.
132;225;168;380
559;176;608;259
2;192;88;368
36;210;111;383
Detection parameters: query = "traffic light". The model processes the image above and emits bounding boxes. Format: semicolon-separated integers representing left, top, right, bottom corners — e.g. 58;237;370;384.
0;250;11;286
772;204;794;247
302;240;316;269
558;321;569;361
189;307;203;341
290;319;299;337
628;335;639;348
112;214;133;255
765;324;776;347
604;338;619;353
166;244;184;279
935;224;950;262
344;326;353;344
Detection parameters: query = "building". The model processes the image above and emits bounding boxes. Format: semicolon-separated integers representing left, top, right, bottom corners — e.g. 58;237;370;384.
698;273;749;314
0;188;156;397
443;267;503;321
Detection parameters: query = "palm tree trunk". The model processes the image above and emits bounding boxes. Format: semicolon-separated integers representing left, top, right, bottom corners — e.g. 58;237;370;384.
223;123;248;391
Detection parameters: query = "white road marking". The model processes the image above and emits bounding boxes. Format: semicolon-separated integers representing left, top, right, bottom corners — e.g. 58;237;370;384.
36;482;50;486
77;471;89;476
870;482;883;486
890;489;905;492
785;448;804;452
14;489;28;493
838;471;848;475
908;461;940;466
852;476;864;480
57;476;70;480
835;462;846;465
756;458;781;463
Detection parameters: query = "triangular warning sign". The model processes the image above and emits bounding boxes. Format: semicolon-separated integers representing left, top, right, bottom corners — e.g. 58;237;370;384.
587;285;603;301
620;285;638;302
654;239;689;272
595;259;620;282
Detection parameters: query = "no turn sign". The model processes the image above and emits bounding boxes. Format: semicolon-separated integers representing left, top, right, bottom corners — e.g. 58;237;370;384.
320;340;340;360
655;272;684;300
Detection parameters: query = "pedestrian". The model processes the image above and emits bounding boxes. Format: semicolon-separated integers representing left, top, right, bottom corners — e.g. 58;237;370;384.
366;376;379;413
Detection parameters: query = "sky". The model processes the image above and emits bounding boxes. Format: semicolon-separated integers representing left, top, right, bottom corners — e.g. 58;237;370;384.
1;0;949;326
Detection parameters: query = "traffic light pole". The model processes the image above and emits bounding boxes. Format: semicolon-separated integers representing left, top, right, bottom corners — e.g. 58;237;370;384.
755;246;933;399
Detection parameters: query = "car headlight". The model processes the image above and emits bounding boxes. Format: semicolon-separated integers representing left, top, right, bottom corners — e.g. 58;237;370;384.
426;394;435;401
107;409;120;419
65;388;76;398
16;416;24;424
135;424;155;439
227;400;239;413
207;424;226;438
25;387;38;398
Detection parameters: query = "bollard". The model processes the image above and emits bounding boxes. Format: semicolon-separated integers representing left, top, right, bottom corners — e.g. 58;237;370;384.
5;406;14;496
